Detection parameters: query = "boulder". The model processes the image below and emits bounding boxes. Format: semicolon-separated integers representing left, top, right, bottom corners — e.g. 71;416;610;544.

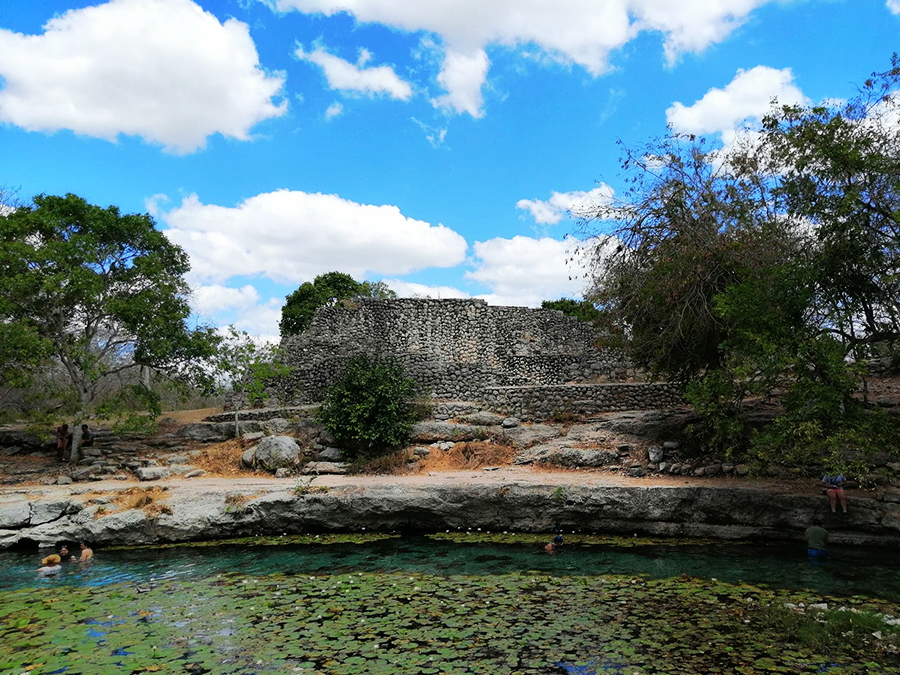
176;423;228;443
501;417;520;429
0;502;30;528
56;476;73;485
301;461;348;475
409;422;480;443
515;444;619;468
274;468;291;478
647;446;664;464
70;465;100;481
243;432;265;442
255;436;302;472
316;447;344;462
413;447;431;457
184;470;206;479
264;418;291;434
136;466;171;481
241;446;257;468
458;412;506;426
30;499;69;525
497;424;562;449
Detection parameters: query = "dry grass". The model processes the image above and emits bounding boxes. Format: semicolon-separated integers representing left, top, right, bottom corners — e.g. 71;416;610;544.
101;486;172;518
156;408;222;425
413;441;516;473
190;439;268;477
354;450;413;475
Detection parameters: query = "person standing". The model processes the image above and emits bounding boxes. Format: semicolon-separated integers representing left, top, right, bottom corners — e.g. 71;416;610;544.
55;424;71;462
805;523;829;558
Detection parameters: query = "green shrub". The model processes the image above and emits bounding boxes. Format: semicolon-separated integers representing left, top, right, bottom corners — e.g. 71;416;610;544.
317;353;420;459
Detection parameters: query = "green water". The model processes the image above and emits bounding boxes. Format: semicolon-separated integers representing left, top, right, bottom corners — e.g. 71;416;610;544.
2;534;899;674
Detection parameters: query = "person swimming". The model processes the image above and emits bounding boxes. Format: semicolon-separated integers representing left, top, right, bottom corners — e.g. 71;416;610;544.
544;535;564;554
38;554;62;575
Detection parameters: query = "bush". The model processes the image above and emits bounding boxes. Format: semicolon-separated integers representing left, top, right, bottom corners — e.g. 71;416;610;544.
317;353;420;459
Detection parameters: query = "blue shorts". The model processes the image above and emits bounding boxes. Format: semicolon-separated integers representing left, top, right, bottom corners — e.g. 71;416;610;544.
807;548;828;557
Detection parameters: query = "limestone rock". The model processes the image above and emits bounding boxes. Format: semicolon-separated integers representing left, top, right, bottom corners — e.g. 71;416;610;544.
302;461;348;475
413;447;431;457
241;446;257;468
70;465;99;481
0;502;30;528
184;470;206;479
30;499;69;525
317;447;344;462
56;476;73;485
458;412;506;426
136;466;171;481
410;422;481;443
274;468;291;478
515;444;619;468
243;432;265;442
501;417;520;429
255;436;302;471
647;446;664;464
496;424;562;449
176;423;228;443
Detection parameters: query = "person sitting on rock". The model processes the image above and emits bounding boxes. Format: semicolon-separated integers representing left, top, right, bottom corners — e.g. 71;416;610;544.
544;534;564;554
821;474;848;513
78;542;93;562
81;424;94;447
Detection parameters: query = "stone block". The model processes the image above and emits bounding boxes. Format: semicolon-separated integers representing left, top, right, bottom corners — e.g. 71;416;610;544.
136;466;171;481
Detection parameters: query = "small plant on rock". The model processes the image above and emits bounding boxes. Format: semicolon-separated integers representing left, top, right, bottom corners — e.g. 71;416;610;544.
317;353;420;460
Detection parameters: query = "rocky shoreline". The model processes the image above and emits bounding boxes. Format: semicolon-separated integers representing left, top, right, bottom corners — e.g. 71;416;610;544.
2;473;899;551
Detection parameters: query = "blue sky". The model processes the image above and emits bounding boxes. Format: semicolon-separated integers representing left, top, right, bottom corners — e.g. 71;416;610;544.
0;0;898;338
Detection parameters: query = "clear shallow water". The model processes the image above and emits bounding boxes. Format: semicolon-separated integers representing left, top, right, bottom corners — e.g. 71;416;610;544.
2;535;900;675
2;535;899;600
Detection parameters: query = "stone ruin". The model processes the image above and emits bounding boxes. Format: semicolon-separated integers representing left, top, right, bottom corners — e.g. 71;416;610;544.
278;298;683;420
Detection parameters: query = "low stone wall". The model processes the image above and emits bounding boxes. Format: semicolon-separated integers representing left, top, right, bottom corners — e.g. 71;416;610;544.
2;481;899;549
478;383;685;420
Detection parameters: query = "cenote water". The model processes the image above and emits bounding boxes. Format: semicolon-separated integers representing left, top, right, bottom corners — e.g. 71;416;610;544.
2;533;899;674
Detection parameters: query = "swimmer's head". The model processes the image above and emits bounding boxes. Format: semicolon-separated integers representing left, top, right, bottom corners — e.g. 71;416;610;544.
553;535;563;545
42;554;61;565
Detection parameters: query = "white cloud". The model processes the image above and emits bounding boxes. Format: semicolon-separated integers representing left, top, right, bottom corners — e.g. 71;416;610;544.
888;0;900;14
465;235;592;307
0;0;286;153
666;65;809;145
431;48;490;117
411;117;448;148
384;280;471;299
272;0;782;117
517;185;616;225
192;284;261;315
158;189;468;284
325;101;344;119
296;44;413;100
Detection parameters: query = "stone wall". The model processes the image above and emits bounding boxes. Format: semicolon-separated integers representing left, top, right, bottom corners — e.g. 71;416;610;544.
477;383;685;420
280;299;637;404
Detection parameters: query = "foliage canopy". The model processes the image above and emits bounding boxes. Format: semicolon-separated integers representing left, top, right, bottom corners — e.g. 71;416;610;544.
0;193;218;413
582;57;900;468
280;272;397;336
317;352;419;458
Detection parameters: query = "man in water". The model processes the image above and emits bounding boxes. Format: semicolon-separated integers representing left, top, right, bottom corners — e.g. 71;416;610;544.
544;535;564;554
78;542;93;562
59;545;76;562
805;523;828;558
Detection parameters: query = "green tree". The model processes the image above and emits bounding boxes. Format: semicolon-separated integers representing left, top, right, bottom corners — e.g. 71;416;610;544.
210;326;293;436
317;353;419;458
0;193;218;435
581;59;900;467
280;272;397;336
541;298;607;325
